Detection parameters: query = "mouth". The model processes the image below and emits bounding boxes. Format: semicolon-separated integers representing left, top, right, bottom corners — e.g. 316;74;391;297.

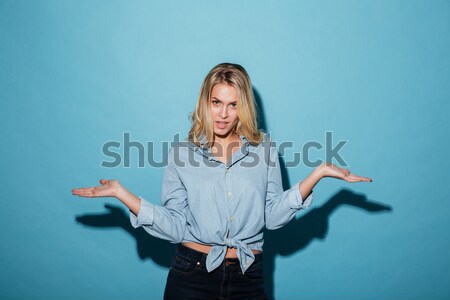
215;121;228;129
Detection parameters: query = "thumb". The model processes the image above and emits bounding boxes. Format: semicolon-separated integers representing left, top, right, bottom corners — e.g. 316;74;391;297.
99;179;108;185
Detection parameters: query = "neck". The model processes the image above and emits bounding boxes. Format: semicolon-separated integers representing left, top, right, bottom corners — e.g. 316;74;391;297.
211;132;242;163
214;132;240;147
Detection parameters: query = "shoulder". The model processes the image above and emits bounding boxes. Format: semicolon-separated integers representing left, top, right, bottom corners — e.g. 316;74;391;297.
261;132;272;144
165;138;196;165
244;132;277;163
250;132;275;150
170;139;195;152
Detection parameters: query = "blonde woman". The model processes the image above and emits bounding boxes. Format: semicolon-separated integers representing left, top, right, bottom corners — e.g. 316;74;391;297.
72;63;372;300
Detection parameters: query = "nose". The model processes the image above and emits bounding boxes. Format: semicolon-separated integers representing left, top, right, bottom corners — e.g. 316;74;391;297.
219;105;228;118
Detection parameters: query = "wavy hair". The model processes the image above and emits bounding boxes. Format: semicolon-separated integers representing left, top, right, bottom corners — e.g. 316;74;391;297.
189;63;263;147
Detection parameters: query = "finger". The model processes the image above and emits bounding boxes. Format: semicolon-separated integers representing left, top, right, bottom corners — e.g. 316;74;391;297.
352;174;372;182
72;188;97;197
347;174;372;182
343;169;351;175
342;175;359;183
73;190;95;197
72;187;95;193
100;179;108;185
74;187;93;194
72;188;83;194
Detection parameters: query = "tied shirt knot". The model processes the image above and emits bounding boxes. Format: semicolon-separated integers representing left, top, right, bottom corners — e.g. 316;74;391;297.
206;238;255;274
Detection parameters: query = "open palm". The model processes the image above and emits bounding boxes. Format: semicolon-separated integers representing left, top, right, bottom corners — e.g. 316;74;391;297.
72;179;120;198
321;163;372;183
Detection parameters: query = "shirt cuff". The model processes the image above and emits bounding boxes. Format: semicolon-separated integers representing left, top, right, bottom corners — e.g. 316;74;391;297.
289;181;314;209
130;196;155;228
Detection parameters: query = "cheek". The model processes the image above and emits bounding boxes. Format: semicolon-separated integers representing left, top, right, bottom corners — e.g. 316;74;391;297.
230;110;239;122
210;106;218;117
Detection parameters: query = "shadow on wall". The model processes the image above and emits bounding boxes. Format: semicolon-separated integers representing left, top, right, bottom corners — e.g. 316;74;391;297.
75;205;177;268
75;87;392;299
254;86;392;299
75;189;392;299
263;188;392;300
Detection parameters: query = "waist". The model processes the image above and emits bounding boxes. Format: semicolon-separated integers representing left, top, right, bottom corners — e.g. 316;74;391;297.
182;241;262;258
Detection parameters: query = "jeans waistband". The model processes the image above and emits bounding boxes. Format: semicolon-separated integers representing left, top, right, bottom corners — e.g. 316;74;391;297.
176;243;263;266
176;243;209;263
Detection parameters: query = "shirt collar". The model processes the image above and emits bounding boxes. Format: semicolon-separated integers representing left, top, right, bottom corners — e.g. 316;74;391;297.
195;134;250;163
198;134;249;149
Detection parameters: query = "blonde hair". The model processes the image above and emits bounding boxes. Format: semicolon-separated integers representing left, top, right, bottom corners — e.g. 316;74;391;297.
189;63;263;147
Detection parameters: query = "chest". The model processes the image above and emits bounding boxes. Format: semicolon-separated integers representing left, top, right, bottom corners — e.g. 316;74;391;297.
176;150;269;202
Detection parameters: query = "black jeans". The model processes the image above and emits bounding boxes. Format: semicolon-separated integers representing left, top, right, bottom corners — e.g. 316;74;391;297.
164;243;268;300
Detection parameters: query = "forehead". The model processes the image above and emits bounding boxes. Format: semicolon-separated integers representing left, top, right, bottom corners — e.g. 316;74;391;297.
211;83;238;102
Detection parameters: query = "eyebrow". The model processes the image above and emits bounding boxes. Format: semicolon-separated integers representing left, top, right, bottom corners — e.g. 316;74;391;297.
211;97;237;104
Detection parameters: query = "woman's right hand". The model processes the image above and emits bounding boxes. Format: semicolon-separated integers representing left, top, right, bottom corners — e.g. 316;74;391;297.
72;179;122;198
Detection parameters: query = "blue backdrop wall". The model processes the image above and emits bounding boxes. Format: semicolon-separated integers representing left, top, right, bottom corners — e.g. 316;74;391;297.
1;1;449;299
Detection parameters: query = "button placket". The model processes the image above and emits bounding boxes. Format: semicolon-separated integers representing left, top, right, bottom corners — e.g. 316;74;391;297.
225;167;232;199
225;166;233;238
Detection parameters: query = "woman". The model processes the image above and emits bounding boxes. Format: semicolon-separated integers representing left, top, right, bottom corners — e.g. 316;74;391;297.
72;63;372;300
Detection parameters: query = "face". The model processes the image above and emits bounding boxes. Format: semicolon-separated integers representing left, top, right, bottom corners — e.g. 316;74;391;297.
210;83;239;139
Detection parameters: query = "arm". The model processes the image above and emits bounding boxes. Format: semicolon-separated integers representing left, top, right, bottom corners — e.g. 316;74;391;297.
129;153;188;243
72;178;140;215
264;144;315;230
264;145;372;230
299;162;372;200
72;149;189;243
298;167;322;201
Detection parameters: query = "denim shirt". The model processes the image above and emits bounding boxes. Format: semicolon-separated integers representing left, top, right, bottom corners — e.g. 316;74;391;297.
130;133;313;273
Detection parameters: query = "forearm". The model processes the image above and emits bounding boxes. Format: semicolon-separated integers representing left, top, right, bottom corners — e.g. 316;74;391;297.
299;166;323;201
115;184;141;215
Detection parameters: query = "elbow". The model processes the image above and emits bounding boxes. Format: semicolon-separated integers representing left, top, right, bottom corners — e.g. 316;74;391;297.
172;228;185;243
169;221;187;243
265;219;283;231
170;236;184;244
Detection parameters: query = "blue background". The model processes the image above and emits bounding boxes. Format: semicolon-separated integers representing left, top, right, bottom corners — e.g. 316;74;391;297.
1;1;449;299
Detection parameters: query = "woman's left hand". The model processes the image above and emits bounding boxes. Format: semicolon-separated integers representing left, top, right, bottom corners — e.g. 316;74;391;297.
319;162;372;183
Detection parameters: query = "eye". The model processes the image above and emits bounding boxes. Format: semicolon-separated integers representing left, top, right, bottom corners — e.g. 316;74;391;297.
211;100;220;106
229;103;237;108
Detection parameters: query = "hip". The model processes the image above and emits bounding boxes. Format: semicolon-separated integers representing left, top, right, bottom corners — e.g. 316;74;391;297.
181;241;262;258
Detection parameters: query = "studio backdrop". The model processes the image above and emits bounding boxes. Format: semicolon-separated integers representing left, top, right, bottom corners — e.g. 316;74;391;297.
1;1;449;299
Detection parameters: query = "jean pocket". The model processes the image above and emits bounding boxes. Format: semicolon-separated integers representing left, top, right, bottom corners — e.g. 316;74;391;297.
242;261;264;282
171;255;199;275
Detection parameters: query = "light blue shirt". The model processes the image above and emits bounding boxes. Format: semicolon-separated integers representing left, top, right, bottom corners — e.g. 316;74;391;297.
130;133;313;273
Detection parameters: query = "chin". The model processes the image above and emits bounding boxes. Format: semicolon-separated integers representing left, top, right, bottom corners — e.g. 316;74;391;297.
213;121;238;139
214;130;232;138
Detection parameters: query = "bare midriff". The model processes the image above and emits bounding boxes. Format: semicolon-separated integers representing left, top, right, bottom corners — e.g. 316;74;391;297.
182;242;262;258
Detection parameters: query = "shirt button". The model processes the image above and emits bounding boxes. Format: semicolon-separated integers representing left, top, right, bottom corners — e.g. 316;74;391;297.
226;169;229;174
246;260;250;264
227;192;232;197
229;216;234;221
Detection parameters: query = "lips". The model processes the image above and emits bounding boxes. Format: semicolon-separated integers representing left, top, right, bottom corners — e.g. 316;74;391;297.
215;121;228;129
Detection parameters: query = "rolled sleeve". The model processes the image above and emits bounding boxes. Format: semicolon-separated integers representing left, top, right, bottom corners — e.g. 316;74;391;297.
128;147;188;243
130;196;155;228
264;135;315;230
289;181;314;210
